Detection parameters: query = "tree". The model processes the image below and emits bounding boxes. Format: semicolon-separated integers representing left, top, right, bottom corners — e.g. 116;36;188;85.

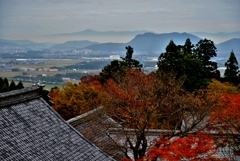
145;131;227;161
99;46;142;84
0;83;9;93
208;79;240;94
50;82;107;120
194;38;220;79
224;50;239;86
183;38;194;54
9;80;16;91
98;60;125;84
121;46;142;69
157;39;209;91
3;77;9;88
210;94;240;158
104;69;222;160
0;77;4;90
16;81;24;89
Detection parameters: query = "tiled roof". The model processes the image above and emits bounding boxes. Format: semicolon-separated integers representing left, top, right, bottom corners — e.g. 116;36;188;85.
0;86;115;161
67;107;125;161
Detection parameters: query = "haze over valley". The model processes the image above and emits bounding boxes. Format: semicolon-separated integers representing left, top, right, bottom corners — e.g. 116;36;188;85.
0;0;239;86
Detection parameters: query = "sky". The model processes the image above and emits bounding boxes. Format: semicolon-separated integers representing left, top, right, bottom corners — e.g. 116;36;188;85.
0;0;240;43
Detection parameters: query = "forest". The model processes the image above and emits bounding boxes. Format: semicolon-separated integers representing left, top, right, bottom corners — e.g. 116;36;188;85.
30;38;240;160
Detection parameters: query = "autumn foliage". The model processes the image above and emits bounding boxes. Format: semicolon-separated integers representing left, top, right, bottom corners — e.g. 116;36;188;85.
123;132;228;161
50;82;107;120
146;132;226;161
102;69;223;160
209;93;240;154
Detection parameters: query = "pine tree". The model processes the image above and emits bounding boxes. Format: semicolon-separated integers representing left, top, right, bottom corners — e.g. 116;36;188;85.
0;83;9;93
9;80;17;91
3;78;9;88
224;50;239;85
0;77;3;90
16;81;24;89
194;38;219;79
183;38;194;54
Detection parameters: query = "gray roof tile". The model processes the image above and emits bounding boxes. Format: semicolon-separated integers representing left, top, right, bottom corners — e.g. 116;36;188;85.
67;107;125;161
0;86;115;161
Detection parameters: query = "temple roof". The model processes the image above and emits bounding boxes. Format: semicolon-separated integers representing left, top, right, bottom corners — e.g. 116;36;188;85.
0;86;115;161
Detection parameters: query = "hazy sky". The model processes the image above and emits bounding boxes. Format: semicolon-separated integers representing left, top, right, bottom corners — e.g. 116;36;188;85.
0;0;239;42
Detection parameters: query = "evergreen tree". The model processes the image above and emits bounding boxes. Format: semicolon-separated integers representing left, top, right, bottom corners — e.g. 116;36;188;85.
9;80;17;91
224;50;239;85
0;83;9;93
157;39;210;91
99;46;142;84
194;38;220;79
16;81;24;89
121;46;142;69
166;40;178;53
3;77;9;88
183;38;194;54
0;77;3;90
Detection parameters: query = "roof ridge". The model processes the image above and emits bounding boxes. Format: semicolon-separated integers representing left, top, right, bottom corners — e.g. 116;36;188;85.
0;85;43;107
67;106;104;123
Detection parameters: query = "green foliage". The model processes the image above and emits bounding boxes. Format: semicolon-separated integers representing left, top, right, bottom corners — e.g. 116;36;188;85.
194;38;220;79
9;80;17;91
99;46;142;84
0;77;3;90
99;60;126;84
121;46;143;68
157;39;210;91
16;81;24;89
0;77;24;92
182;38;194;54
224;50;239;86
3;78;9;87
0;83;9;93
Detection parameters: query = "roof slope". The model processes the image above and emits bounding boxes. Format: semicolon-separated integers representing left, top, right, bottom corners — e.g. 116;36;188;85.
67;107;125;161
0;86;115;161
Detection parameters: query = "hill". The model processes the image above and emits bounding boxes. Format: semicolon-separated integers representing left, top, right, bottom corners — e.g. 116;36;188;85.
190;31;240;43
85;32;201;52
55;29;149;37
51;40;99;49
216;38;240;53
0;39;47;48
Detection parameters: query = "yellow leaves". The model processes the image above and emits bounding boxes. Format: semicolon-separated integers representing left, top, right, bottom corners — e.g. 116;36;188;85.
50;82;108;120
208;79;240;94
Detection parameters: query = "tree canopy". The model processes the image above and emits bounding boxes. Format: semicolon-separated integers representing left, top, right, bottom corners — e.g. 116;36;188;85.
224;50;239;85
0;77;24;93
157;39;212;91
98;46;142;84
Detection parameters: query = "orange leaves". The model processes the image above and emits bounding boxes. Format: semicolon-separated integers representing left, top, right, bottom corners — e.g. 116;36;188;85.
211;93;240;131
147;131;221;161
50;82;108;120
104;70;160;129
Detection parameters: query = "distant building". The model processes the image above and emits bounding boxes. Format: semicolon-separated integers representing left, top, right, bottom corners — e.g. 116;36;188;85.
109;55;120;60
62;77;71;81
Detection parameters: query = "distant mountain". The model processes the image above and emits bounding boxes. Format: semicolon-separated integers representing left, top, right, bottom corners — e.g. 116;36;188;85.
0;39;47;48
0;42;20;47
216;38;240;54
51;40;99;49
190;31;240;43
85;32;201;52
127;32;201;51
85;43;125;52
55;29;149;37
0;39;35;45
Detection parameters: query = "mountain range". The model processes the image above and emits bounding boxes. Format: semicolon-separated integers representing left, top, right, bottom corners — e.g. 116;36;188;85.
54;29;148;37
51;40;99;49
0;31;239;57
